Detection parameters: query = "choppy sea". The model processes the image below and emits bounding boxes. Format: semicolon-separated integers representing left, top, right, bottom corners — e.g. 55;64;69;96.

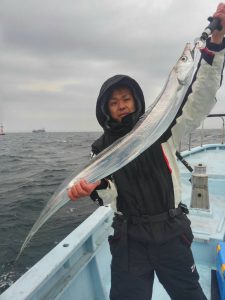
0;129;223;294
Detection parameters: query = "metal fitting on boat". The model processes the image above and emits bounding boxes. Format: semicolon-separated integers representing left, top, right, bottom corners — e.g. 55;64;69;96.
191;163;210;210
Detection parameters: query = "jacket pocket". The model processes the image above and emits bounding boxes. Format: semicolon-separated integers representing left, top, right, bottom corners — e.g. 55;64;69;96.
180;225;194;248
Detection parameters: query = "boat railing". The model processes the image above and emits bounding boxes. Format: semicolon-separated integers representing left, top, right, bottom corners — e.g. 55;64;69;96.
179;113;225;151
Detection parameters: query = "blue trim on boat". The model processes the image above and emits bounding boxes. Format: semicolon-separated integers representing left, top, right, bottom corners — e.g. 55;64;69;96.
181;144;225;157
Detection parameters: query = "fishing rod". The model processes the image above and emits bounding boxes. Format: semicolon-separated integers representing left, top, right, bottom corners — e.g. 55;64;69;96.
193;16;222;52
175;151;193;183
176;151;193;173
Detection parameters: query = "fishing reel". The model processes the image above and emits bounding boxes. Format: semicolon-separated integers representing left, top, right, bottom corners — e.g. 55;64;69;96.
193;17;222;51
200;17;222;41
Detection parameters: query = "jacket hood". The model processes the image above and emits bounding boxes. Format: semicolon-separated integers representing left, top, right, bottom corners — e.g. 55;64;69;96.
96;75;145;135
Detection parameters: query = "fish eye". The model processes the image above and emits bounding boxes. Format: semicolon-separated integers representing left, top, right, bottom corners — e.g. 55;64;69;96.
180;55;188;62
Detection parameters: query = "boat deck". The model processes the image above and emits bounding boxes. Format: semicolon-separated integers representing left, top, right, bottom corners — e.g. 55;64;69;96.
152;263;214;299
1;144;225;300
179;144;225;244
177;144;225;300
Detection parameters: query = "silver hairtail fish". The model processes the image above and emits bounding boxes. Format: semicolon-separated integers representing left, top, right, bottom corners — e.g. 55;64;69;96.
16;43;195;259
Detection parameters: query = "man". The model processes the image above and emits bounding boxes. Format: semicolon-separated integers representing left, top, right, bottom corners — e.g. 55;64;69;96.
68;4;225;300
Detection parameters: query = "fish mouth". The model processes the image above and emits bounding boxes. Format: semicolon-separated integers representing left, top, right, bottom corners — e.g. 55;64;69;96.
185;43;195;59
190;40;204;59
190;46;195;59
183;43;195;60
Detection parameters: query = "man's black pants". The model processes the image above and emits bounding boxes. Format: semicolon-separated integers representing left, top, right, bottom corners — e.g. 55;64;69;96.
109;235;207;300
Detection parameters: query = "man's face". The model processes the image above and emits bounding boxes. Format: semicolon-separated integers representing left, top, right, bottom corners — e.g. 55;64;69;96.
107;87;136;123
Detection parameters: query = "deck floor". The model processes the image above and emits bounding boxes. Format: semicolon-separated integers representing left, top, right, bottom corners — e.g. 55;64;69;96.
152;263;211;299
180;146;225;176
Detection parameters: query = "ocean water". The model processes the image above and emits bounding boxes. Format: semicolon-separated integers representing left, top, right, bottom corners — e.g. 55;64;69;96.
0;132;100;293
0;129;224;294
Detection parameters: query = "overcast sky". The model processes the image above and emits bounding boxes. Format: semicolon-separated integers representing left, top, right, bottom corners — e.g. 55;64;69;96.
1;0;225;132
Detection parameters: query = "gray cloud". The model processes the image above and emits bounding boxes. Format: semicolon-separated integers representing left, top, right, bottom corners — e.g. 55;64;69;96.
1;0;224;132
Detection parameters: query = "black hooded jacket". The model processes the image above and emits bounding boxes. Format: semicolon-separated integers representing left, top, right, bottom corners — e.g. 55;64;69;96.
88;42;225;249
92;75;175;217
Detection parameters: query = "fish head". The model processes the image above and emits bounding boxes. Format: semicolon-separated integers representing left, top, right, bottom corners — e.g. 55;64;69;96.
176;43;194;85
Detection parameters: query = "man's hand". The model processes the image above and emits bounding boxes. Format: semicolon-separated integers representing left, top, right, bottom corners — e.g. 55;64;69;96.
211;3;225;44
67;179;101;201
